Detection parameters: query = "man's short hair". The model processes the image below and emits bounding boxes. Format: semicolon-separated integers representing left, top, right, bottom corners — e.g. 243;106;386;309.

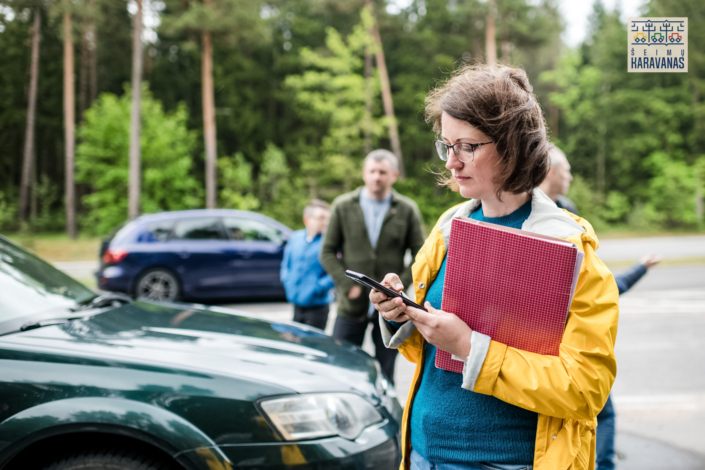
364;149;399;173
303;199;330;218
548;146;569;169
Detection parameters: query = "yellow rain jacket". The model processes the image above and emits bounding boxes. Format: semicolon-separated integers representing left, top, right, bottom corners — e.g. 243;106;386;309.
379;189;619;470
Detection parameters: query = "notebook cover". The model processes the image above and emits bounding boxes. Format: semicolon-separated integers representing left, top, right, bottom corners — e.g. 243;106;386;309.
436;217;582;374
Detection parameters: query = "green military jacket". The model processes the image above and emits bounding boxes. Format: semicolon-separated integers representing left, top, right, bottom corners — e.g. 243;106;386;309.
320;187;425;321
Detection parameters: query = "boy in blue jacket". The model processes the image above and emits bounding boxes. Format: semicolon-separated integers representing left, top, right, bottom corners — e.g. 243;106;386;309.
280;200;335;330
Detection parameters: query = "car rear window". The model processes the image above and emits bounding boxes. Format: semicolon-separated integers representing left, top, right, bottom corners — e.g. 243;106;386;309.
171;217;225;240
136;220;175;242
223;217;282;244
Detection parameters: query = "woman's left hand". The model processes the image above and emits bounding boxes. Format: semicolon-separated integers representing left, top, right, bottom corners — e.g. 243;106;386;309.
404;302;473;360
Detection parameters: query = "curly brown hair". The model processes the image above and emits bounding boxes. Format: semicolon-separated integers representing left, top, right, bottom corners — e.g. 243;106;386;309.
425;64;551;199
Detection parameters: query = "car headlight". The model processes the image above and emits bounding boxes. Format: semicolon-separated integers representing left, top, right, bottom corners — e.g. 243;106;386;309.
259;393;383;441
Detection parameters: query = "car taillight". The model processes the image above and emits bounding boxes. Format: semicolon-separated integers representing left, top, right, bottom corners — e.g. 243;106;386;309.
103;248;129;264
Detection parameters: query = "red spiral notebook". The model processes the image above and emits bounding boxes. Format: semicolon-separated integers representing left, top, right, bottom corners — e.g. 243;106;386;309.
436;217;584;374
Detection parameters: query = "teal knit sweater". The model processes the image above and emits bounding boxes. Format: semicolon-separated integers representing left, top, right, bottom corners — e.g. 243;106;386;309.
409;200;538;465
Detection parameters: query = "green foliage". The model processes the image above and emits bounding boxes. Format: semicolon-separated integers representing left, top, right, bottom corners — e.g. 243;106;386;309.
218;152;260;211
284;15;382;198
75;85;201;235
643;152;697;227
0;190;18;231
30;175;63;232
3;0;703;237
542;3;703;230
564;175;607;231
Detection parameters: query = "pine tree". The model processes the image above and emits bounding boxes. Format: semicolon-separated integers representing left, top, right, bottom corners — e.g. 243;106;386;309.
19;5;41;226
128;0;143;218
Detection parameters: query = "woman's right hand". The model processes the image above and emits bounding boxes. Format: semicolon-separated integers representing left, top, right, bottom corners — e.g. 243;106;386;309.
370;273;411;322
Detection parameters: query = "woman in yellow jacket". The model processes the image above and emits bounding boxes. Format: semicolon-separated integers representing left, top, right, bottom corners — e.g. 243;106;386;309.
371;65;619;470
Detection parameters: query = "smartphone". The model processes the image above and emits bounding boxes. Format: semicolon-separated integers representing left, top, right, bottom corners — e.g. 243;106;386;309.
345;270;428;312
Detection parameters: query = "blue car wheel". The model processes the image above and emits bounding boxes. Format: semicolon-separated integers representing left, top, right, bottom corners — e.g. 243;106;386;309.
135;268;181;302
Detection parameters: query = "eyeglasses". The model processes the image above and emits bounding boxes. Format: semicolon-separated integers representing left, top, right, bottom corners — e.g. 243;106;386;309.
434;140;494;163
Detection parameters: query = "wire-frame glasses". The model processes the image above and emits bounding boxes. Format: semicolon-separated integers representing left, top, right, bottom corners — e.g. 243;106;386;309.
434;140;494;163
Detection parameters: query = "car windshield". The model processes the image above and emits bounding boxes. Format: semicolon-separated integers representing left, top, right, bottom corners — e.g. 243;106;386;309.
0;237;97;328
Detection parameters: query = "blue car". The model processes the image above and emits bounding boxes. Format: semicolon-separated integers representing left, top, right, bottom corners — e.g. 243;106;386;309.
96;209;292;302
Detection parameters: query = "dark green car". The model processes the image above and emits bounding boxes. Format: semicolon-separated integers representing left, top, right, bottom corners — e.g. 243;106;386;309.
0;235;402;470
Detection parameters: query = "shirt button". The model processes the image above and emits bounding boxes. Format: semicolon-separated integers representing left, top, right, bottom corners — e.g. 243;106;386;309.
418;282;425;289
552;435;557;440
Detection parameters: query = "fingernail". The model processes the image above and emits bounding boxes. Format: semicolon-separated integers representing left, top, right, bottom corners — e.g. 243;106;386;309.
396;284;403;290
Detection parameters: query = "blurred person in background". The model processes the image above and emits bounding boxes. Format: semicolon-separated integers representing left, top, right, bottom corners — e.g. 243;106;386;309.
321;149;425;384
538;146;577;214
541;146;663;470
280;199;335;331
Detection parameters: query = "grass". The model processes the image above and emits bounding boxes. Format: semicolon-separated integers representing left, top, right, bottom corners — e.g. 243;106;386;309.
6;233;102;262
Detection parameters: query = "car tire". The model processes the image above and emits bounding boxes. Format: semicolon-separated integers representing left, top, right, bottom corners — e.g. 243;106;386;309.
134;268;181;302
42;449;174;470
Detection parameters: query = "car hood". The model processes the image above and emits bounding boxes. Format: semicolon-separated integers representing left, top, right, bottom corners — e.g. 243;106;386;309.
2;301;383;401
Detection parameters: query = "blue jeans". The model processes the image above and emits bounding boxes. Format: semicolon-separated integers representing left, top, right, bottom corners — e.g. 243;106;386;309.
596;395;616;470
410;450;532;470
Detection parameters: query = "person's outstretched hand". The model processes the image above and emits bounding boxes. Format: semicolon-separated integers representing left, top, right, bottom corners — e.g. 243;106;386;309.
640;253;663;269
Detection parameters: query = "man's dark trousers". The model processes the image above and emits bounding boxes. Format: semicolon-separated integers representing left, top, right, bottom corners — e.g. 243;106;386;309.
333;311;397;383
293;304;329;331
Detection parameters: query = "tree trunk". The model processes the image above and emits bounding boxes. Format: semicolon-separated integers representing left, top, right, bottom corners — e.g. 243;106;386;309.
30;151;37;225
202;17;217;209
128;0;143;219
366;0;404;176
64;7;76;239
20;7;41;226
79;21;89;119
89;0;97;104
485;0;497;67
363;48;373;155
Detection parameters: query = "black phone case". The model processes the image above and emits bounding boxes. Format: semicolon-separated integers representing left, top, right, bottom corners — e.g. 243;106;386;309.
345;270;428;312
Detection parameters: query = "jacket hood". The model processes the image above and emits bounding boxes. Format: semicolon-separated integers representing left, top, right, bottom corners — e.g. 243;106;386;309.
436;188;596;249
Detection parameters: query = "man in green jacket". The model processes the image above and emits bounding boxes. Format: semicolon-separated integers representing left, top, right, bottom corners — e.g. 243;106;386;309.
321;149;425;383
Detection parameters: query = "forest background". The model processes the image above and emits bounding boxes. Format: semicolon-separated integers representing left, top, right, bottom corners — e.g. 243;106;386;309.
1;0;704;239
